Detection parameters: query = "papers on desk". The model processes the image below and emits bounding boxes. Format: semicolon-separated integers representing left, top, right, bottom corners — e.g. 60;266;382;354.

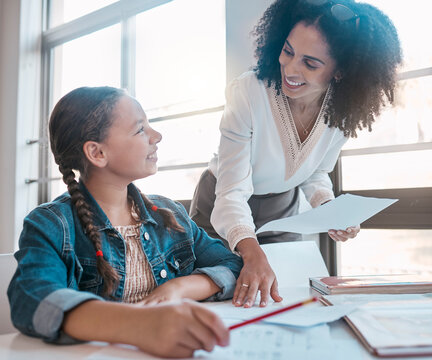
256;194;398;234
196;322;363;360
322;294;432;357
208;300;357;328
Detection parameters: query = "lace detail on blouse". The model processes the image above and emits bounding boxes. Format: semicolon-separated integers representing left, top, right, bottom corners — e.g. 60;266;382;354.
116;201;156;303
265;85;332;181
226;224;257;252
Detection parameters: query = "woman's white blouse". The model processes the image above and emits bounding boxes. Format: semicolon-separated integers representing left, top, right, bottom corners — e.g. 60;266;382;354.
208;71;348;251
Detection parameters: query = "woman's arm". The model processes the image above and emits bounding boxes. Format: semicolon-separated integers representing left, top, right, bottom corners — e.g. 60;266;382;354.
210;74;285;307
63;298;229;358
210;74;258;252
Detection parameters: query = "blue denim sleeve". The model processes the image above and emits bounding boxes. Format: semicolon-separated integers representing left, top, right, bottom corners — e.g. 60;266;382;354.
7;206;104;343
173;202;243;300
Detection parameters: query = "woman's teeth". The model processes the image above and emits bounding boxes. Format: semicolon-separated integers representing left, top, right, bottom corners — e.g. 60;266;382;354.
286;78;304;86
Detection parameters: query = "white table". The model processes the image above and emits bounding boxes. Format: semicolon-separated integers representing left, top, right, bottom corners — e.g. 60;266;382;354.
2;288;432;360
2;242;431;359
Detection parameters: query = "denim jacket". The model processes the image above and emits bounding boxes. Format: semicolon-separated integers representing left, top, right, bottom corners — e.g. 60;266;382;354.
8;182;242;344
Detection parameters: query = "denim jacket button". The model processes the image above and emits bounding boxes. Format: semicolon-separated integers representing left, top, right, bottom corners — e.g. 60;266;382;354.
144;232;150;240
160;269;167;278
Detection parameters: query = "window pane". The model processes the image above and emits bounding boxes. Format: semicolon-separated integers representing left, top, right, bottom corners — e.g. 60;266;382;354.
50;179;67;201
50;25;121;201
52;24;121;104
134;167;207;200
341;149;432;191
135;0;226;119
150;111;221;167
344;77;432;151
370;0;432;72
340;229;432;276
50;0;118;28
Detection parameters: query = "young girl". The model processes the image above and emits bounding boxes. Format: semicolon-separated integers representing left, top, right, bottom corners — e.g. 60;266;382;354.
8;86;242;358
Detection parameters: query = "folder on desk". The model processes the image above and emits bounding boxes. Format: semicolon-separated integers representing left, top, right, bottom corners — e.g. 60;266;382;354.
322;294;432;357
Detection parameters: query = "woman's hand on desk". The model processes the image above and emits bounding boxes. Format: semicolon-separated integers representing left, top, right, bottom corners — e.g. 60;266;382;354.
328;225;360;242
233;238;283;308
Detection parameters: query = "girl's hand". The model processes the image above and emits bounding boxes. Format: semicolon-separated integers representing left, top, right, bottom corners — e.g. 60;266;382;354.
132;299;230;358
233;238;282;308
328;225;360;242
63;299;229;358
139;281;183;305
139;274;221;305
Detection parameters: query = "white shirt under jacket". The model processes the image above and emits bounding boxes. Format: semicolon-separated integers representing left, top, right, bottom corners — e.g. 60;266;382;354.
208;71;348;252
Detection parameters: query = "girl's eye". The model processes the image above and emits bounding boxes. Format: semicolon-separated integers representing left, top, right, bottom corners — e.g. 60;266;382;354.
136;126;145;135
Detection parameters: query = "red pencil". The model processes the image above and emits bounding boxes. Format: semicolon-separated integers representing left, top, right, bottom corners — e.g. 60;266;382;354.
228;297;318;331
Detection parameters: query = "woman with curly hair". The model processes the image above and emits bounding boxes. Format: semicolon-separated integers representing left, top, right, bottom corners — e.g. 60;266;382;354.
190;0;402;308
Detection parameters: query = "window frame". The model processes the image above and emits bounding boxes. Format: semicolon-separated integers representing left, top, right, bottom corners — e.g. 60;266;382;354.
33;0;225;204
321;67;432;275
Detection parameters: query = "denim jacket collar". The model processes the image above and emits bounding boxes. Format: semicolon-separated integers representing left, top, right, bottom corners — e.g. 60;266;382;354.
78;181;157;232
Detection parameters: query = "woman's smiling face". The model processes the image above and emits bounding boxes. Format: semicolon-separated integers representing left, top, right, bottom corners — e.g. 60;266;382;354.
279;21;338;103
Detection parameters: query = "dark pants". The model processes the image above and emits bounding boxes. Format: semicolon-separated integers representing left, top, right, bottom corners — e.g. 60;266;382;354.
190;169;302;248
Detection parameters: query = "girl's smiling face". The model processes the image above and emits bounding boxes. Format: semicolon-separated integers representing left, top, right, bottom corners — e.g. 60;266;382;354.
101;95;162;183
279;21;339;103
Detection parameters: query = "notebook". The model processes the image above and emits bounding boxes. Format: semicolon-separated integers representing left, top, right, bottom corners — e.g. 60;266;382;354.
322;294;432;357
309;274;432;295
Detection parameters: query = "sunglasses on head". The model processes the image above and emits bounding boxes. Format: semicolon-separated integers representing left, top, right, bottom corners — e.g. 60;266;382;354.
305;0;359;26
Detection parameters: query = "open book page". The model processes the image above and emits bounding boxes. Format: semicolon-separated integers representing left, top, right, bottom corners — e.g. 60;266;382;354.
323;294;432;354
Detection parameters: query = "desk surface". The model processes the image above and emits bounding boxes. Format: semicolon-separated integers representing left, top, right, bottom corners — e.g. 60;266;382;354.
3;243;431;360
2;287;432;360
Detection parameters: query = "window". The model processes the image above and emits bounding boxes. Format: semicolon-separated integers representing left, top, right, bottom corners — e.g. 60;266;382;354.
334;0;432;276
37;0;225;203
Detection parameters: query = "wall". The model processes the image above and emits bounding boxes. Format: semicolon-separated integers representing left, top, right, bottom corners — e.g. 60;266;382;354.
0;0;41;253
0;0;20;253
225;0;273;83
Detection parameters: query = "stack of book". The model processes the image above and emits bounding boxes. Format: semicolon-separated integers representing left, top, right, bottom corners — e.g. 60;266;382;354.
309;274;432;295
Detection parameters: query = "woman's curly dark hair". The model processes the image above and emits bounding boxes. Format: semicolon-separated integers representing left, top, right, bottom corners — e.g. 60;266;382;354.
253;0;402;137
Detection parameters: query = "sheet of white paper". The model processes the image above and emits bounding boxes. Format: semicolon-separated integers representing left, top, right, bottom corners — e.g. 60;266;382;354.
264;302;358;327
256;194;398;234
261;241;329;287
196;322;363;360
207;300;357;327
